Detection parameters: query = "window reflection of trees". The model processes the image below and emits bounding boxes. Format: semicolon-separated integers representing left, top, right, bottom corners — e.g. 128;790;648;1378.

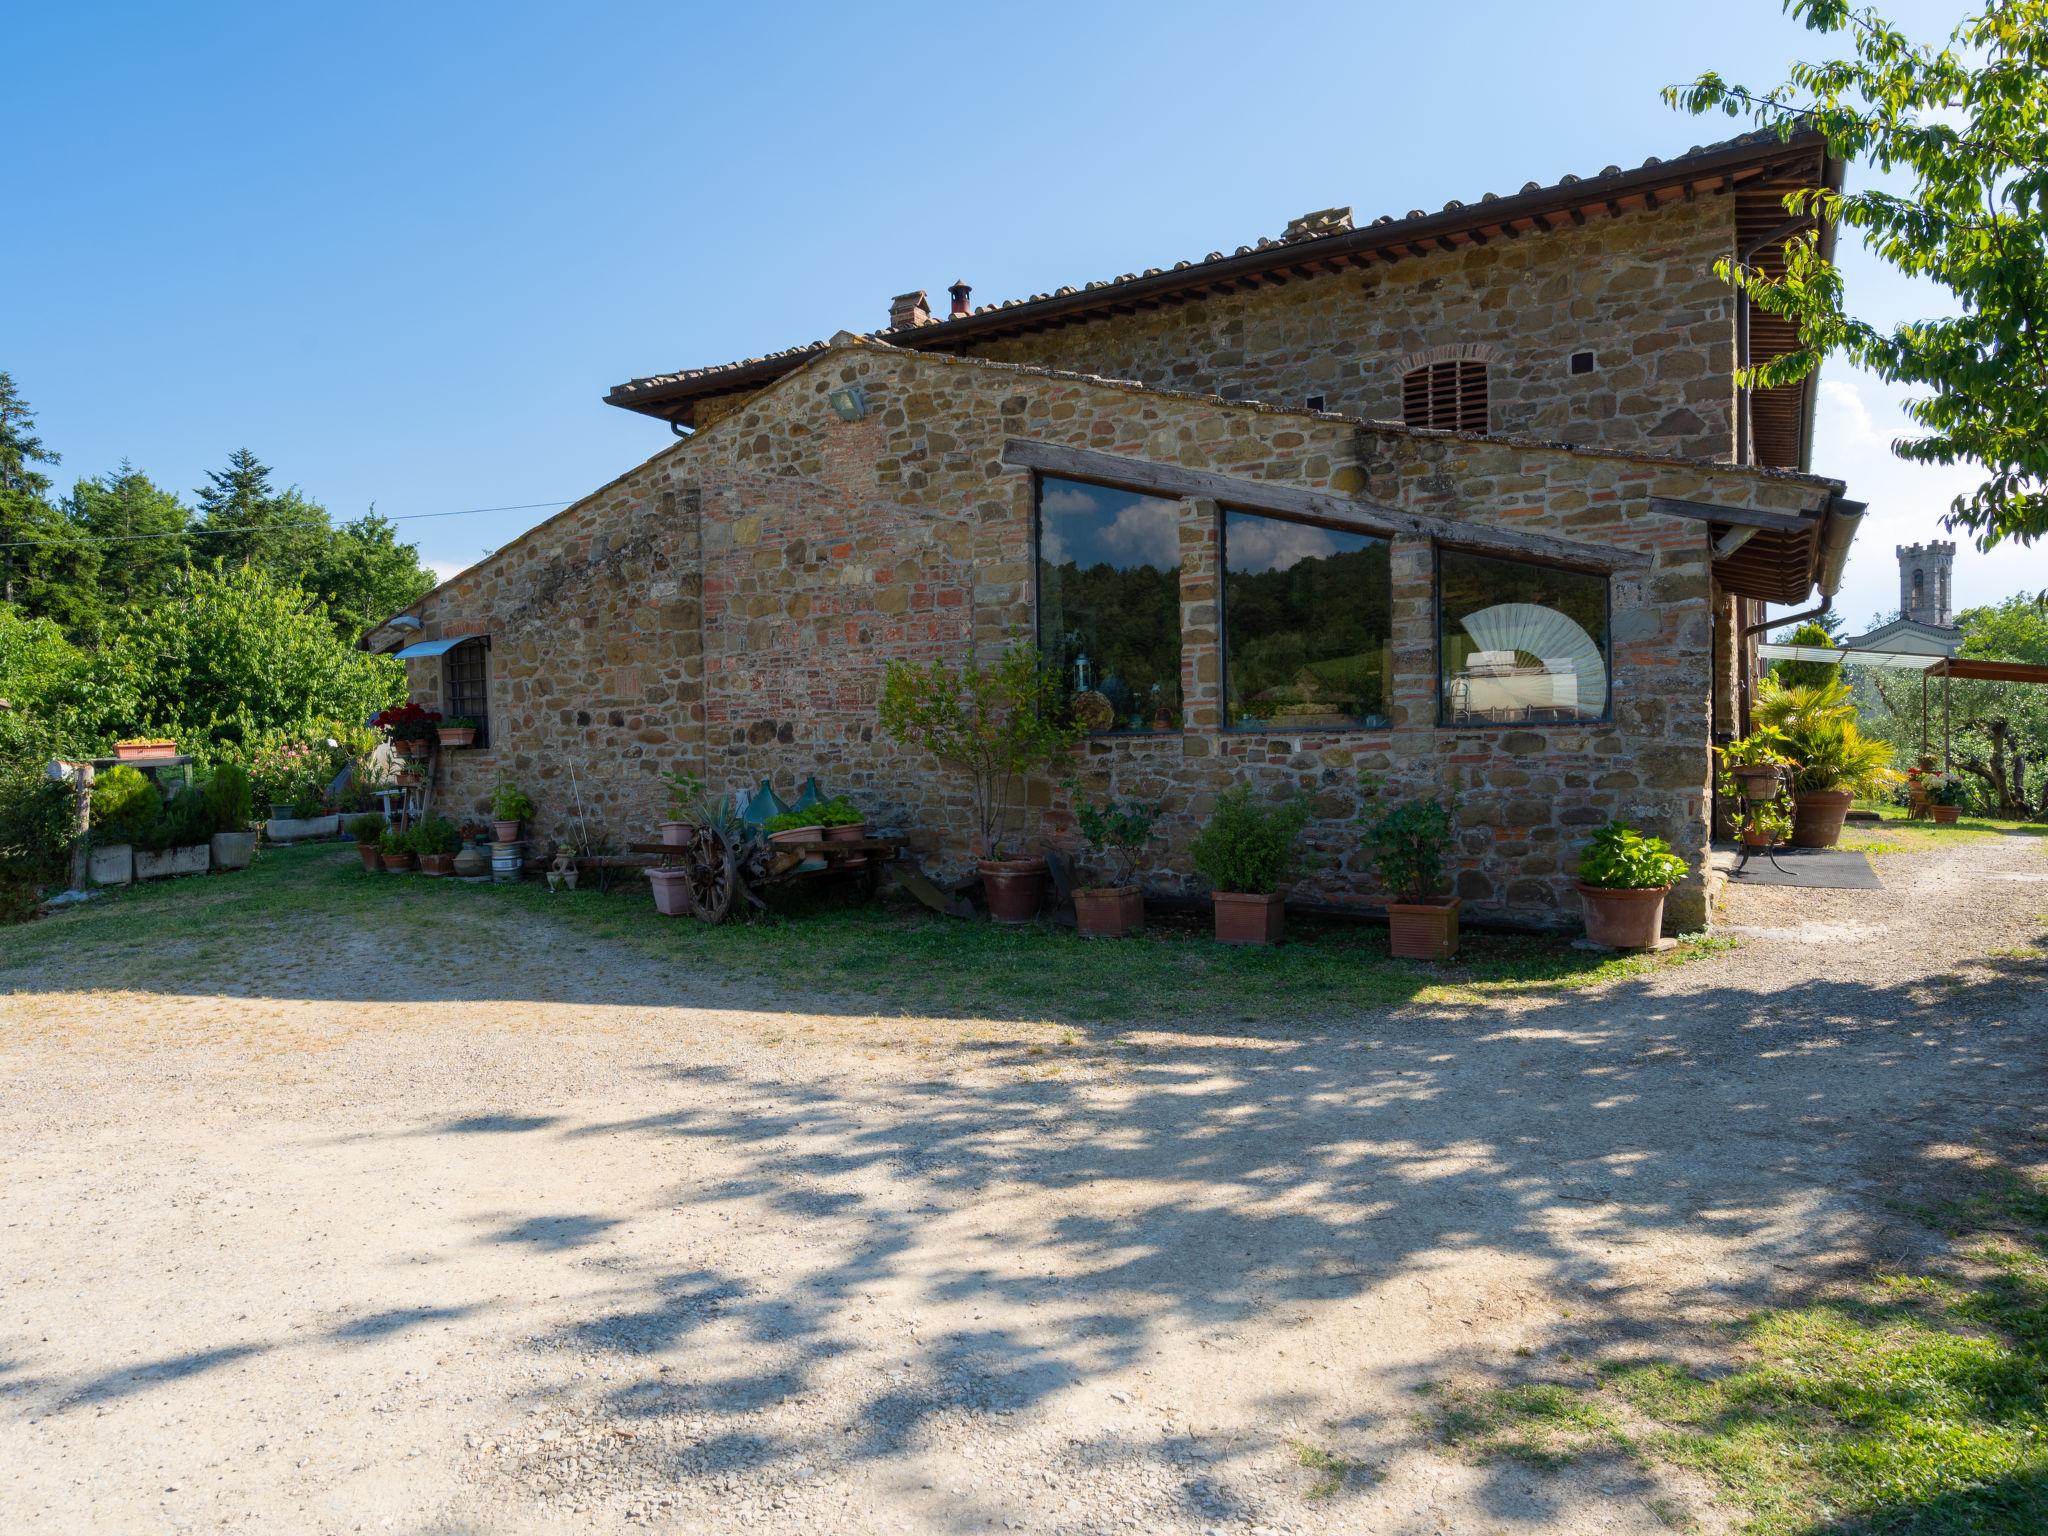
1035;477;1183;734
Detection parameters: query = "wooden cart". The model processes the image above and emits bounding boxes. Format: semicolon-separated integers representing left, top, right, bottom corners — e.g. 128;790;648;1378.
628;826;906;922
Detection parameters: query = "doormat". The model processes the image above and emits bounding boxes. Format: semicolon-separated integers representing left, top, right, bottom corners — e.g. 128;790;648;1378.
1727;848;1881;890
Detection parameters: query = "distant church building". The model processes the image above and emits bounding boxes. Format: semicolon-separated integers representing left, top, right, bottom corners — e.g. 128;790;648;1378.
1842;540;1963;657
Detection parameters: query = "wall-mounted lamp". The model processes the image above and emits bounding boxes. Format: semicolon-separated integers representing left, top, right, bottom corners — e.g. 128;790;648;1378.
386;614;423;632
827;383;869;422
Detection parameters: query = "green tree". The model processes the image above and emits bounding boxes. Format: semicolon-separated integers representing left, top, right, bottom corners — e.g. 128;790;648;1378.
303;508;436;642
64;463;191;623
1668;1;2048;545
1772;619;1841;687
0;372;100;631
194;448;329;580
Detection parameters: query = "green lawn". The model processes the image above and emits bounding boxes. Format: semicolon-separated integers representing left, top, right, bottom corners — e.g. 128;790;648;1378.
2;841;1734;1025
1430;1171;2048;1534
1842;806;2048;858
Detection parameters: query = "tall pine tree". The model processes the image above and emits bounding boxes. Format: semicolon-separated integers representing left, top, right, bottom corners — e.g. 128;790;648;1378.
65;462;191;626
0;372;100;632
194;447;329;581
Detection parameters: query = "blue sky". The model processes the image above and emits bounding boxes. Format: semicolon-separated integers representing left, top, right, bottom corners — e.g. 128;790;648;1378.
11;0;2034;631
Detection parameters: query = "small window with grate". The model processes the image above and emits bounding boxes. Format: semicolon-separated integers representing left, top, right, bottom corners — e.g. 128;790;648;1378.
1401;359;1488;432
442;638;491;747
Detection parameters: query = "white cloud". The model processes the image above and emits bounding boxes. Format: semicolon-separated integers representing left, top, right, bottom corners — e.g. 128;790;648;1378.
426;559;472;586
1040;493;1179;571
1806;368;2048;630
1226;517;1343;574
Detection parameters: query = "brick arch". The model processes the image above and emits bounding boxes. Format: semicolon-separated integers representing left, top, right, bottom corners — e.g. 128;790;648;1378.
1394;342;1503;375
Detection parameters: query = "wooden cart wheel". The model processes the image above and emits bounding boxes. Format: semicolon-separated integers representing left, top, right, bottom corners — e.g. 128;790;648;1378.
685;825;737;923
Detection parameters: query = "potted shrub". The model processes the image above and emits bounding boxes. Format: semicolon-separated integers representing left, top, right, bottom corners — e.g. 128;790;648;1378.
1066;786;1160;939
378;826;416;873
114;737;178;763
878;643;1080;923
204;763;258;871
1575;823;1688;950
1738;799;1794;849
1927;771;1969;825
87;763;161;886
1362;796;1460;960
413;816;461;876
763;806;827;846
437;716;479;749
1717;734;1793;804
348;813;387;871
490;781;534;843
1190;785;1311;945
1752;679;1894;848
659;768;705;846
134;787;213;880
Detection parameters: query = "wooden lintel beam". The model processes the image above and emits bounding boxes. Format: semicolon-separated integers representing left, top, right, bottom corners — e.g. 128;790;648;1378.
1650;495;1825;535
1001;438;1649;572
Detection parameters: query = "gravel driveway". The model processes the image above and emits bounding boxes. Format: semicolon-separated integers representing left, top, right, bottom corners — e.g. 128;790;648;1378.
3;832;2043;1535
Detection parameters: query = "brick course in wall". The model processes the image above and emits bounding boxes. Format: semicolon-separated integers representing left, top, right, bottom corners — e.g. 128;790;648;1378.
387;342;1833;933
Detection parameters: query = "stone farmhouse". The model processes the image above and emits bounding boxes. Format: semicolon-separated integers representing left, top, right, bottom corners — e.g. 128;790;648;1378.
364;128;1867;932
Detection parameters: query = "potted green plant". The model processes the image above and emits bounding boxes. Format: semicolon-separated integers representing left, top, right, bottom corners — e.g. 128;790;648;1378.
348;813;387;871
815;796;868;843
490;781;534;843
373;703;441;759
437;716;479;749
87;763;160;886
1752;679;1895;847
1066;786;1160;939
1575;823;1688;950
1189;785;1311;945
763;806;828;846
878;643;1081;923
1926;771;1969;824
1717;734;1793;804
203;763;258;872
379;825;416;873
412;816;462;876
1362;796;1460;960
114;737;178;763
659;767;705;846
1738;799;1794;849
134;787;214;880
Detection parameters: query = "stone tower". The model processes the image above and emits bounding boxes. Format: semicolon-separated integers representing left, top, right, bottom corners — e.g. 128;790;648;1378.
1897;541;1956;627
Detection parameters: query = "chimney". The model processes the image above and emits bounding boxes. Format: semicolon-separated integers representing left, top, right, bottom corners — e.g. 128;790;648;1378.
948;279;972;318
888;290;931;330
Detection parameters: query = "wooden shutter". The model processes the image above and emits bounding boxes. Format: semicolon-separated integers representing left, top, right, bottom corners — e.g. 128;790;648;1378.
1401;360;1488;433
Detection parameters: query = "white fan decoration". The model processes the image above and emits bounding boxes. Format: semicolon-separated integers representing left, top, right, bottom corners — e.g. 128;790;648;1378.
1454;602;1606;718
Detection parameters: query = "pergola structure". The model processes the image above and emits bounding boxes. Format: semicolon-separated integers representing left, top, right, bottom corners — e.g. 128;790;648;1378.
1759;643;2048;769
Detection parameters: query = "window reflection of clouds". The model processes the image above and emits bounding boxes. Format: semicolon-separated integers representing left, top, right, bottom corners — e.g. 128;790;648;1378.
1225;517;1363;574
1037;483;1179;571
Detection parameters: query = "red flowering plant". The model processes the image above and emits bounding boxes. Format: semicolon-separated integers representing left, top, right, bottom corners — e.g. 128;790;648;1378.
370;701;442;743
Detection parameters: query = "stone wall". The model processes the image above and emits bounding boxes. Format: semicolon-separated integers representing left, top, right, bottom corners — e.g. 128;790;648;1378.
953;197;1740;464
390;342;1830;931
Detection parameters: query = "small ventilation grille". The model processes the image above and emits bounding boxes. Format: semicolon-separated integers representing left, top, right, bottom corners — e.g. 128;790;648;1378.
1401;360;1488;432
1570;350;1596;375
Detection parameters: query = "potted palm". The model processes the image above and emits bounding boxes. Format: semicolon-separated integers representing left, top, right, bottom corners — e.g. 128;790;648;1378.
490;781;534;843
204;764;259;871
413;816;461;876
1575;823;1688;950
1752;679;1894;848
878;643;1081;923
348;813;386;871
1067;787;1160;939
1190;785;1311;945
378;826;416;873
1362;796;1459;960
658;768;705;847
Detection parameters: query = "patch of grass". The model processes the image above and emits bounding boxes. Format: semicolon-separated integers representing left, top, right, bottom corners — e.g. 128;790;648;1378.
1291;1439;1365;1497
1430;1169;2048;1534
3;843;1738;1027
1843;806;2048;857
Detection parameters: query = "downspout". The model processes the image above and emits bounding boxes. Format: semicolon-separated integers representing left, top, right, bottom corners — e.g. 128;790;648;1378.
1733;216;1815;465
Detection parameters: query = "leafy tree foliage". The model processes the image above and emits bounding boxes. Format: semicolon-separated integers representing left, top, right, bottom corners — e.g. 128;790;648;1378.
64;463;192;617
0;372;100;631
1668;1;2048;545
1771;619;1841;688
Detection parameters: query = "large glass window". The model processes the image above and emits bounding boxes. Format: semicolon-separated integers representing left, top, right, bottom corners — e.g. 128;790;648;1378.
1035;476;1183;733
1223;511;1391;729
1438;549;1608;725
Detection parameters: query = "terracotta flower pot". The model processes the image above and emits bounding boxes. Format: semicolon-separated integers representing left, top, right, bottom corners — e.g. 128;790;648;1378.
1931;804;1961;824
437;727;475;749
1074;885;1144;939
1791;790;1854;848
1388;898;1461;960
357;842;382;871
1577;883;1670;949
394;739;432;759
418;852;456;877
381;852;415;873
824;822;868;843
114;740;177;762
769;825;825;847
492;819;522;843
647;866;692;916
979;857;1048;923
1735;769;1782;801
658;821;696;848
1740;824;1774;848
394;771;422;788
1213;890;1284;945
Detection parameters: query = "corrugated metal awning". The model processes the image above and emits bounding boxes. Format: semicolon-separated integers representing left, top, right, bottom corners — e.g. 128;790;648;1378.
390;636;483;659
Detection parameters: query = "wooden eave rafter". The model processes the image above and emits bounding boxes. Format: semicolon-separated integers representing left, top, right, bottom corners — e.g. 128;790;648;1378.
1002;438;1648;573
1652;494;1830;604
